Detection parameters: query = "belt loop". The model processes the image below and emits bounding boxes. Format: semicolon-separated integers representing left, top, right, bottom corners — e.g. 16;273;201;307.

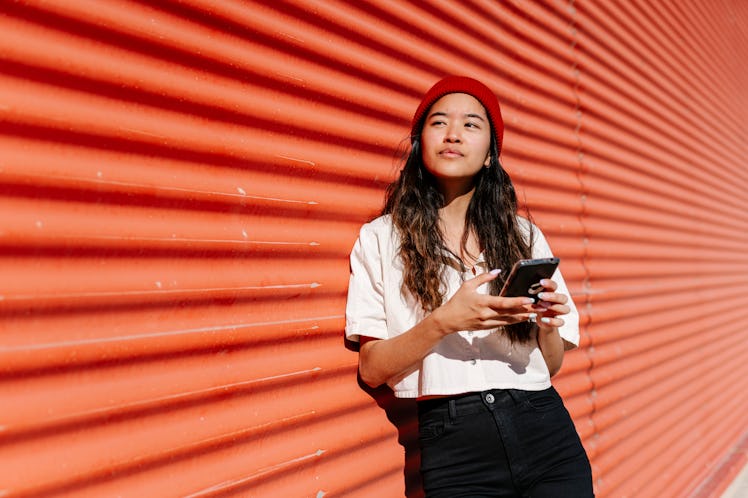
448;398;457;422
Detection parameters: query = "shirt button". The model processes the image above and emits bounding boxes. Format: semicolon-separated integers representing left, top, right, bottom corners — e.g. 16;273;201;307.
470;359;477;365
485;393;495;403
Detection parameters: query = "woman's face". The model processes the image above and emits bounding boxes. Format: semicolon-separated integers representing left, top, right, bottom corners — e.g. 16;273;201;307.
420;92;492;188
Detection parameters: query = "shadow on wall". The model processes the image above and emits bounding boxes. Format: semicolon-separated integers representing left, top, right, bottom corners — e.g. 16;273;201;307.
345;338;424;498
360;382;423;498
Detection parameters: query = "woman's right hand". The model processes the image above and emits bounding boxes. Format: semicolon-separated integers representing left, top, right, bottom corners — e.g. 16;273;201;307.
431;269;536;336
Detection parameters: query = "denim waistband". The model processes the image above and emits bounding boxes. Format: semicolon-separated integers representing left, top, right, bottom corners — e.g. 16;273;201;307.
417;389;528;418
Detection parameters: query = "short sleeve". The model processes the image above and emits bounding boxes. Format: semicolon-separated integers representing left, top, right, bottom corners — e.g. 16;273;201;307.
529;223;581;347
345;224;389;343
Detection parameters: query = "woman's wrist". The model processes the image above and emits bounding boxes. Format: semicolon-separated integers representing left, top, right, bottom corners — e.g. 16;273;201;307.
428;307;455;337
537;324;559;336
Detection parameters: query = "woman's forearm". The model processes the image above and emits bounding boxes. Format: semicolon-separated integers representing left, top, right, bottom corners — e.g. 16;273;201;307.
358;310;450;388
537;326;566;377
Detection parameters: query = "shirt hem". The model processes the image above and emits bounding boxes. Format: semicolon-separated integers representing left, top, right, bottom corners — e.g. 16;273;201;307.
391;380;554;399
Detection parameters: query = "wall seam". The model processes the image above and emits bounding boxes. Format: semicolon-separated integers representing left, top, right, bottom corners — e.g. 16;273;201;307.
568;0;599;463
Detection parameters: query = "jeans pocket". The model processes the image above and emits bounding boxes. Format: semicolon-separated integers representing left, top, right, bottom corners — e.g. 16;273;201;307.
524;387;563;412
418;418;447;444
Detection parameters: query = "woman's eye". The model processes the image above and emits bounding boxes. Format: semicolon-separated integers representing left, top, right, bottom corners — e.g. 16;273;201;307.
465;121;480;129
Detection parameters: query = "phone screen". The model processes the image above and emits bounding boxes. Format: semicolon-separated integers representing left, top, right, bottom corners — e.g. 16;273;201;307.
499;258;560;300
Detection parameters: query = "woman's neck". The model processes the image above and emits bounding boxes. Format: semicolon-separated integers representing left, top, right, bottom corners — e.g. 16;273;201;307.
438;187;481;266
439;187;474;226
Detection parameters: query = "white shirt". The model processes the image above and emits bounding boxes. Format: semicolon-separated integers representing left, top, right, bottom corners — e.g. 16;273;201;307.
345;214;579;398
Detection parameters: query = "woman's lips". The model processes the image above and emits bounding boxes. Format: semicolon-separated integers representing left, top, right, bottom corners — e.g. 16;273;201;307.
439;148;463;157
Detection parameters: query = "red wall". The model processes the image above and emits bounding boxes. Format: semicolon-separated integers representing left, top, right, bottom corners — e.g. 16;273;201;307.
1;1;747;496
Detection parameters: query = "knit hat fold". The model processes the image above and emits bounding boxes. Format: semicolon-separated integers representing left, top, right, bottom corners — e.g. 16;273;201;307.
411;76;504;155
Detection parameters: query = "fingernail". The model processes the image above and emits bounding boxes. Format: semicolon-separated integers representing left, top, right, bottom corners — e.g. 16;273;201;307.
490;268;502;275
522;298;535;304
541;317;552;324
528;313;537;323
538;293;549;300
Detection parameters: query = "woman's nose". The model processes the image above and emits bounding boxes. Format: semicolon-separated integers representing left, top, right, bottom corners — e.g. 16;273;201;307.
444;126;461;142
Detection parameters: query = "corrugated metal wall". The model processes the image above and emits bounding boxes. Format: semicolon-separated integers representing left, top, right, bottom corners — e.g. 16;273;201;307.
1;1;747;497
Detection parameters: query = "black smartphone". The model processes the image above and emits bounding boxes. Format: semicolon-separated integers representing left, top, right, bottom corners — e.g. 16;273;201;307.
499;257;560;301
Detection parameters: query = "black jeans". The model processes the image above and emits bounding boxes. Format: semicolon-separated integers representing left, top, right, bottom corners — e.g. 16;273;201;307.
417;387;594;497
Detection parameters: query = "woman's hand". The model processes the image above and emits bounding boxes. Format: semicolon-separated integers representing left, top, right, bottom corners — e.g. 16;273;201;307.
532;279;571;329
431;269;536;336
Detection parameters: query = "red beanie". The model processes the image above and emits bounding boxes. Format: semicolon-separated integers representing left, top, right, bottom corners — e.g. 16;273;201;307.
411;75;504;155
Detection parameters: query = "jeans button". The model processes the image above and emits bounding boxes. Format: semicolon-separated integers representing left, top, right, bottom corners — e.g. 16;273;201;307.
485;393;495;403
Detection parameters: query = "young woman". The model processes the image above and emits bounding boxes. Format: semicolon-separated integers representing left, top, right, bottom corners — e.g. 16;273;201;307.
345;76;593;497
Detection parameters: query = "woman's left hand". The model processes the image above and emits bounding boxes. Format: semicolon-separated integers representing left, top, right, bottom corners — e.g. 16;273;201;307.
531;279;570;329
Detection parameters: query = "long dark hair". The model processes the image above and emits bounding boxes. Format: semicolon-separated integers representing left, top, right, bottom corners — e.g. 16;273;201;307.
383;123;535;343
